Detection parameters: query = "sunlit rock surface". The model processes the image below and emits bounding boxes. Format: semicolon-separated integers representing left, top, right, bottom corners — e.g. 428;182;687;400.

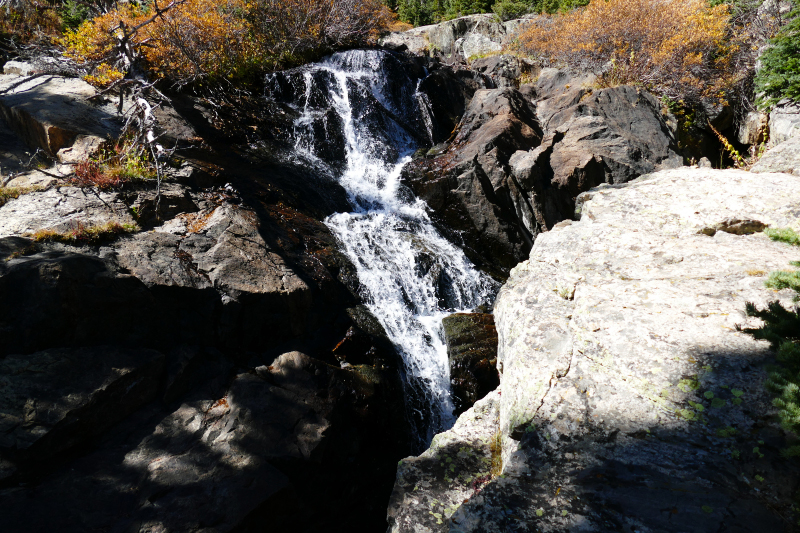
389;167;800;532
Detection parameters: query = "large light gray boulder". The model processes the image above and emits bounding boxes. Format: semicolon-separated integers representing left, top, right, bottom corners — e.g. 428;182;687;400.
380;15;536;60
769;100;800;145
0;185;136;237
388;167;800;532
751;134;800;175
0;74;127;159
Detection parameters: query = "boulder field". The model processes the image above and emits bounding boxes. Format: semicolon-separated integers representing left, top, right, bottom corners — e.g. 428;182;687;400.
388;167;800;532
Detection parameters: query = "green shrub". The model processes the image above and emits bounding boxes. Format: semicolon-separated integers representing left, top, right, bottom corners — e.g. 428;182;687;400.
493;0;529;21
740;227;800;456
755;0;800;108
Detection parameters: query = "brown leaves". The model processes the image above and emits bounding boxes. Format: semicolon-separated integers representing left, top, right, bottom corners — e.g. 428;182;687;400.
518;0;732;100
63;0;396;88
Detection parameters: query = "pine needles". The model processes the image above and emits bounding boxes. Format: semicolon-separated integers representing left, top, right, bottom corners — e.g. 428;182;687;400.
740;227;800;456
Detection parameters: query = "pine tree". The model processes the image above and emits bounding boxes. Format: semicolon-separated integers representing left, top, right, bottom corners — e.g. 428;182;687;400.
755;0;800;108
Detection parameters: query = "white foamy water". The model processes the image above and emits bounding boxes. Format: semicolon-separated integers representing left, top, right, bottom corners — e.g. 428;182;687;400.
272;50;498;446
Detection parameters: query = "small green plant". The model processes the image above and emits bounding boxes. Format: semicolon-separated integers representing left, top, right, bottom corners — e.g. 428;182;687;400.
766;227;800;247
70;142;157;189
492;0;529;21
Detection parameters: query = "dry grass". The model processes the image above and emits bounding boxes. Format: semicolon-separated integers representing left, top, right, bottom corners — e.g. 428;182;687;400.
29;221;138;245
0;185;44;208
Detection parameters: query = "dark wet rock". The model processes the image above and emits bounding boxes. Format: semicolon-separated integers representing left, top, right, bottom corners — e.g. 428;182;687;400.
512;84;683;231
417;67;491;145
404;86;542;277
406;68;683;279
0;346;164;481
122;182;200;228
442;313;499;415
469;54;532;89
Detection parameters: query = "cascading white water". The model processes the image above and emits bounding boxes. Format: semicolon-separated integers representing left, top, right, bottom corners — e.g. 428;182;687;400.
270;50;498;447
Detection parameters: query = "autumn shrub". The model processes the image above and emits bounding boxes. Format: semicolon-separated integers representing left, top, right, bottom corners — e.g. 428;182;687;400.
1;1;63;39
517;0;734;102
70;143;156;189
62;0;396;88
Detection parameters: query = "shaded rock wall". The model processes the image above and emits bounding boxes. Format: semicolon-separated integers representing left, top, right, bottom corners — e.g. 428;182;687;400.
0;66;413;533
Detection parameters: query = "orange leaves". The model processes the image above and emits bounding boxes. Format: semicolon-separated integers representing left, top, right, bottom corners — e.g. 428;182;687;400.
63;0;395;88
518;0;733;100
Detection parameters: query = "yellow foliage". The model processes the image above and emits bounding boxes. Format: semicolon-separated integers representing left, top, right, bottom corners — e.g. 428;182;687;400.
62;0;397;87
517;0;732;99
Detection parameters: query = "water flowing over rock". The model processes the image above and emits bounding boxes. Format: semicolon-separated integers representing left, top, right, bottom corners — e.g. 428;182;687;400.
268;49;499;448
0;51;431;532
388;167;800;532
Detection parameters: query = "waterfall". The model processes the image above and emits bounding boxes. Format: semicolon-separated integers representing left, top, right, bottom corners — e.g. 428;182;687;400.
267;50;498;448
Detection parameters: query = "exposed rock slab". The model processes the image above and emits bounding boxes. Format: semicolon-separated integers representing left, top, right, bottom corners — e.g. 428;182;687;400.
380;15;533;60
0;74;127;157
388;391;501;533
0;350;408;532
0;186;136;236
118;202;313;340
769;99;800;145
389;167;800;531
406;72;681;278
751;134;800;175
0;346;164;480
404;87;542;277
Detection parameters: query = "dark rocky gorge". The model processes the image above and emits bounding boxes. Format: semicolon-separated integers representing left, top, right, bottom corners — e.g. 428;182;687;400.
2;16;800;533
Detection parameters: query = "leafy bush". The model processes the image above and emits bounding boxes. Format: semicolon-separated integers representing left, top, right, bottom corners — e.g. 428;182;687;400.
63;0;395;88
755;0;800;108
517;0;735;102
1;0;63;45
740;228;800;456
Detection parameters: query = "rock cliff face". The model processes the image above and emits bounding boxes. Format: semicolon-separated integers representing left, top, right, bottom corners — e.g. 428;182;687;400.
388;167;800;532
404;68;682;278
